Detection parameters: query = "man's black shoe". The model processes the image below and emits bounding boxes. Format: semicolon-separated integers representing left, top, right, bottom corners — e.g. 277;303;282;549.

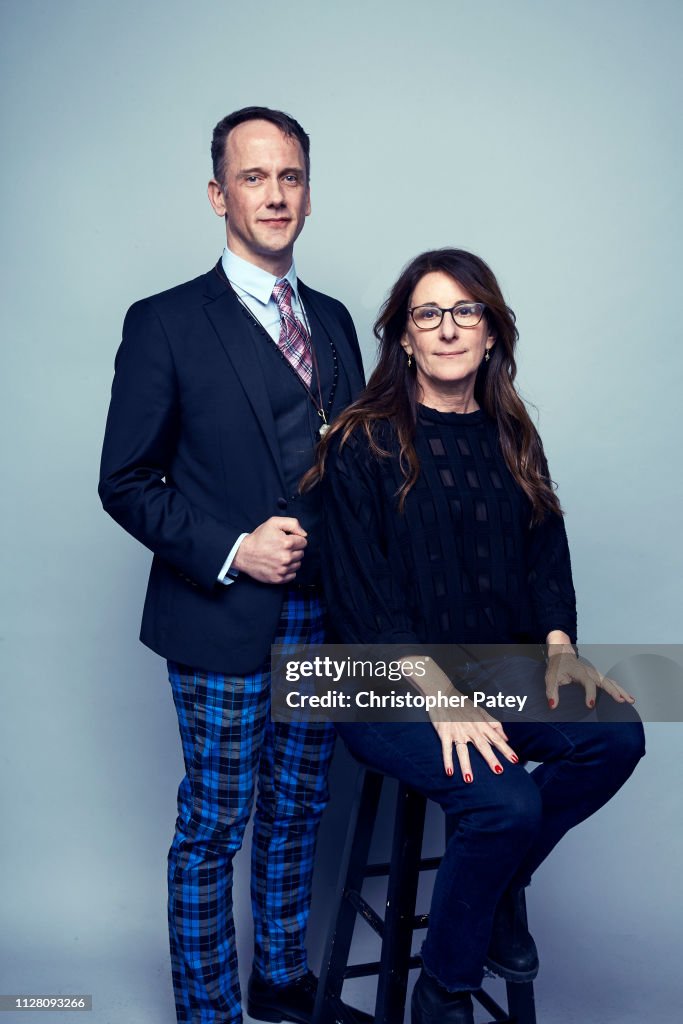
247;969;373;1024
411;969;474;1024
485;886;539;982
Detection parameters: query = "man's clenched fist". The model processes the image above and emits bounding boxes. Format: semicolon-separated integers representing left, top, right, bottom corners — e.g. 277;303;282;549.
232;517;308;584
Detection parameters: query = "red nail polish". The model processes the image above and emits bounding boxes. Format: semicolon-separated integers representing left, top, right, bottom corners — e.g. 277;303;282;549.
465;773;472;783
548;698;555;709
446;767;453;777
588;699;595;708
494;764;503;774
511;754;519;764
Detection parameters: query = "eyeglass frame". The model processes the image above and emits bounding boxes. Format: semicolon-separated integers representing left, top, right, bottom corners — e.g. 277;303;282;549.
407;301;487;331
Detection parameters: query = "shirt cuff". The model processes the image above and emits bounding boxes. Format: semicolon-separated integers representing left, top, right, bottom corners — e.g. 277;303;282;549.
217;533;249;585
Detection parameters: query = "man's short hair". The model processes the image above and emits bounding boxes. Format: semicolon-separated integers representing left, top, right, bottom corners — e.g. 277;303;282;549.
211;106;311;188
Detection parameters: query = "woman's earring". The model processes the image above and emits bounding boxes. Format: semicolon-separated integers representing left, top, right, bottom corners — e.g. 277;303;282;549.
484;348;490;363
407;353;412;368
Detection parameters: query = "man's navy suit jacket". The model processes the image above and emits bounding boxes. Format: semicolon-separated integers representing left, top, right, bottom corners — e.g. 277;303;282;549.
99;263;365;674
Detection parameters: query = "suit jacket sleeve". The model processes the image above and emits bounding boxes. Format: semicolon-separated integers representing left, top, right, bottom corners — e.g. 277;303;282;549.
99;298;243;591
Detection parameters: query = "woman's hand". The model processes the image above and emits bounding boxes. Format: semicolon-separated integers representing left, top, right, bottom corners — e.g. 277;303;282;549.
429;707;520;782
399;654;520;781
545;646;636;710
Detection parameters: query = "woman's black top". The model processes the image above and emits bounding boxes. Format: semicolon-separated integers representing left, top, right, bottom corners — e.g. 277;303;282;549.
321;405;577;647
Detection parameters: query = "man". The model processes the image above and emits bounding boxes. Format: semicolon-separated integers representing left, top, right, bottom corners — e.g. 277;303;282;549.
99;107;367;1024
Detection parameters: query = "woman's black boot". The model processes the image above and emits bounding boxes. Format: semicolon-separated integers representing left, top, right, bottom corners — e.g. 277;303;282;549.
411;968;474;1024
486;885;539;981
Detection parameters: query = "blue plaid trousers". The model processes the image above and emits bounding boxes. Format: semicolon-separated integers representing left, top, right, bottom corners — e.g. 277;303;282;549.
167;591;335;1024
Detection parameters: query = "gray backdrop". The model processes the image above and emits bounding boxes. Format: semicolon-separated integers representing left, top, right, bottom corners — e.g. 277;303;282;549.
1;1;681;1021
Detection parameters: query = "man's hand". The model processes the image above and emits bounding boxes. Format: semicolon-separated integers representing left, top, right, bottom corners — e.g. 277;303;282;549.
232;517;307;584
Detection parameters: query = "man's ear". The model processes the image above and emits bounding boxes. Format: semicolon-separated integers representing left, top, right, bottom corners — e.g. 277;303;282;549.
207;179;228;218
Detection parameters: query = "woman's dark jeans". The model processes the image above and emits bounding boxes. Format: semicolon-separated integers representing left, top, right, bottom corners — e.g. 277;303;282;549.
336;656;645;992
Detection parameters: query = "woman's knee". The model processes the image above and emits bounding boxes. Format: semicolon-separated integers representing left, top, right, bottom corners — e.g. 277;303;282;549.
580;721;646;771
444;770;543;840
602;721;646;771
495;779;543;838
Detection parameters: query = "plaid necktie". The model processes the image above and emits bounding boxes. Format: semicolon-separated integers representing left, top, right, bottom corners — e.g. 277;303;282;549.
272;279;313;388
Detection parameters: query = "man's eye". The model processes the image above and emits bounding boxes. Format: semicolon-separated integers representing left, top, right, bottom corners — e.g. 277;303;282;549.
283;174;300;184
245;175;261;184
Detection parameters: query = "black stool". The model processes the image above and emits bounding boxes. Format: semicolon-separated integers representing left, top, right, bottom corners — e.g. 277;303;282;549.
313;766;537;1024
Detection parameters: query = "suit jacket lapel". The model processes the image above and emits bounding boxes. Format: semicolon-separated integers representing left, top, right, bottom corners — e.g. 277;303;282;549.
202;267;286;490
299;282;365;396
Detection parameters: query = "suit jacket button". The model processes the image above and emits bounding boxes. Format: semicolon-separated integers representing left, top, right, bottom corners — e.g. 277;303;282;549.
277;497;288;510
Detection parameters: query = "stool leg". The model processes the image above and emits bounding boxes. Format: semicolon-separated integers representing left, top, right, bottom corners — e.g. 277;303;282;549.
504;978;536;1024
374;785;427;1024
313;768;384;1024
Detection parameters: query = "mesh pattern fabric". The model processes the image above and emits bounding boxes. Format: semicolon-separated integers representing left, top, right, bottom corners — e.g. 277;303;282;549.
321;405;577;647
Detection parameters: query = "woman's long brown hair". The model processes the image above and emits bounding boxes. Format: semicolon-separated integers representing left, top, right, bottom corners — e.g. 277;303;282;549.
302;248;562;523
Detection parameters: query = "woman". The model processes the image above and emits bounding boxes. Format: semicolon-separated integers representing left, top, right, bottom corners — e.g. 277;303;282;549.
304;249;645;1024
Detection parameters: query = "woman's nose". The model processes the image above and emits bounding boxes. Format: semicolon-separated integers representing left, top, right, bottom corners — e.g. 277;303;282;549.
439;311;459;340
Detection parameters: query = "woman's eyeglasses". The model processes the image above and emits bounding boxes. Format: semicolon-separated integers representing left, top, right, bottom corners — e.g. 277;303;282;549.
408;302;486;330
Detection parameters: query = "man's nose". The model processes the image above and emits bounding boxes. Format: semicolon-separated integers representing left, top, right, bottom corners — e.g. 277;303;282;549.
265;177;286;206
